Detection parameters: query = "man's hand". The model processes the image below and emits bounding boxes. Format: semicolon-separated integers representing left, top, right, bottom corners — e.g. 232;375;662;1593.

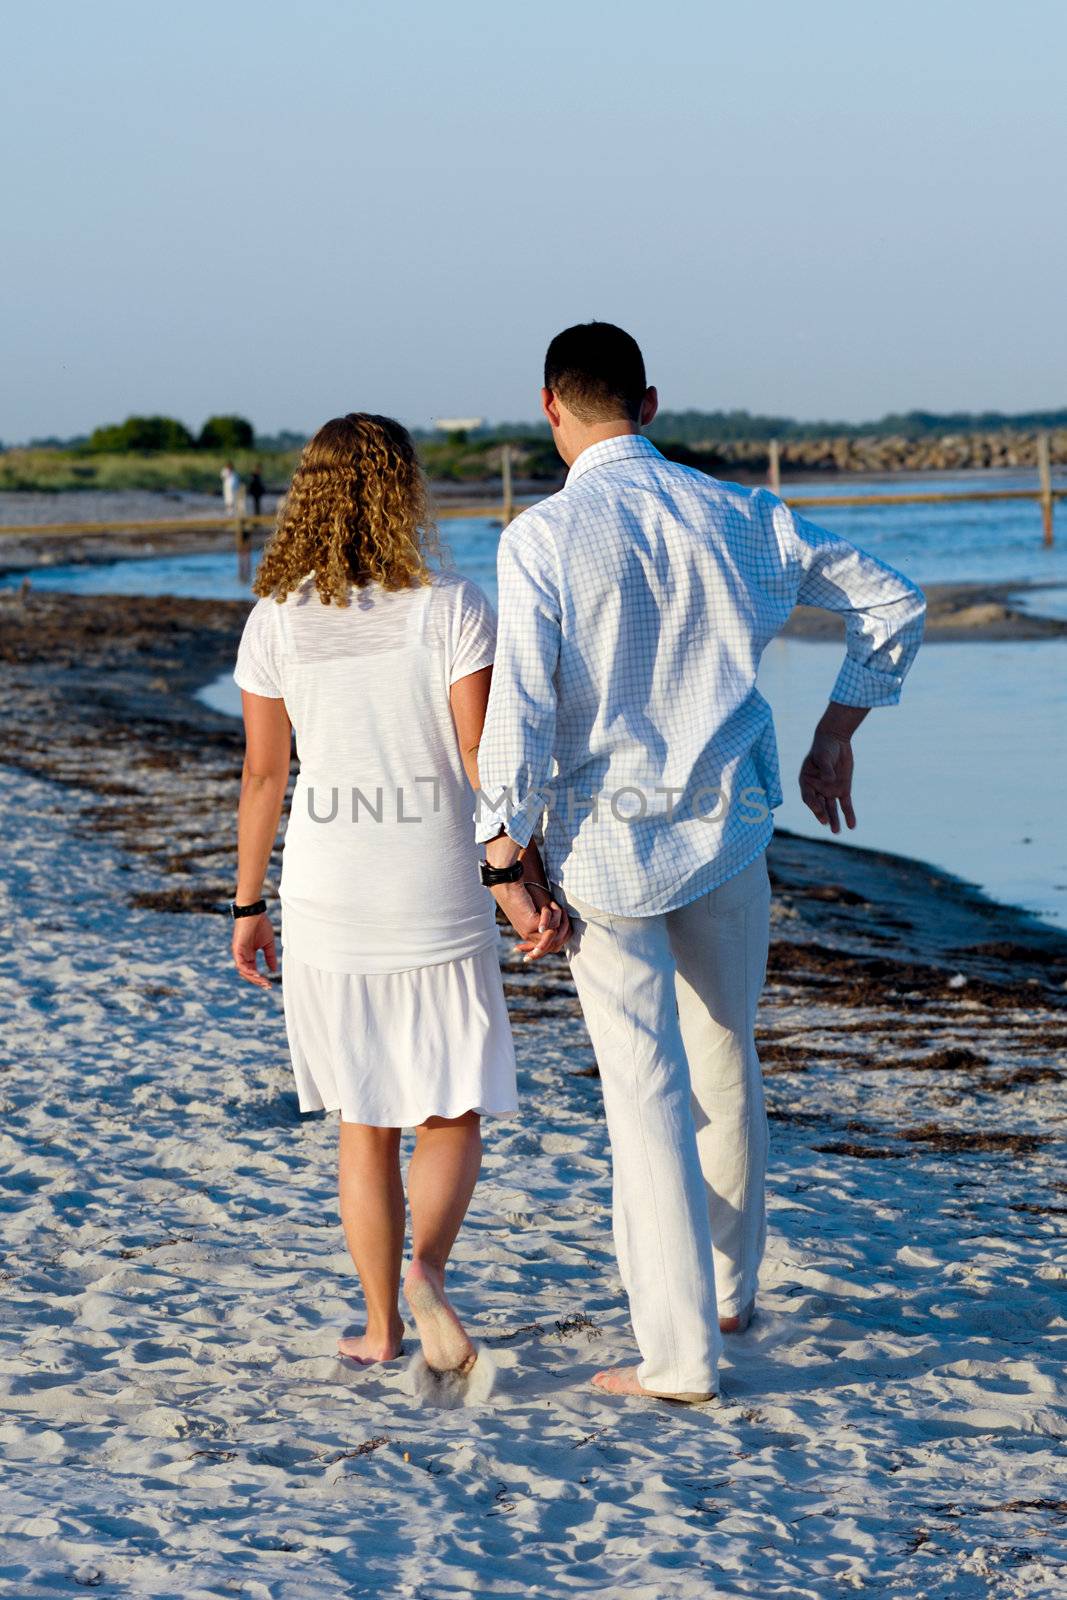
798;702;868;834
232;911;279;988
492;880;570;962
799;732;855;833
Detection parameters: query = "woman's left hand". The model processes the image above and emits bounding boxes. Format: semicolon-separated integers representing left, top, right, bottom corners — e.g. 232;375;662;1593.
492;880;570;962
232;911;280;988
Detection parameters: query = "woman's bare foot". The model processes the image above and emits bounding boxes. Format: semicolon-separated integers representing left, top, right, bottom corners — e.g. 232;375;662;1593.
403;1259;476;1374
719;1297;756;1335
337;1325;405;1365
591;1365;715;1403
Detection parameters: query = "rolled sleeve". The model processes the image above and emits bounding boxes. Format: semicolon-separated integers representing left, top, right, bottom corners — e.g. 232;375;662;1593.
234;601;285;699
473;785;549;849
786;508;926;708
831;650;908;708
474;514;561;846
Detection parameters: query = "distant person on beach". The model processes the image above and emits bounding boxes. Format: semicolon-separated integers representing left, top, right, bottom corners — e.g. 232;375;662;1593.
221;461;240;513
248;465;265;516
477;321;926;1402
230;414;568;1374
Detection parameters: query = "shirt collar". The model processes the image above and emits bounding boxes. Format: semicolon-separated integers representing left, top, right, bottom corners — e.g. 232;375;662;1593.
565;432;663;487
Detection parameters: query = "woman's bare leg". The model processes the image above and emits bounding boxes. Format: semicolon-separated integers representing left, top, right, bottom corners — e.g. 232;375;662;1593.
337;1121;406;1363
404;1111;482;1372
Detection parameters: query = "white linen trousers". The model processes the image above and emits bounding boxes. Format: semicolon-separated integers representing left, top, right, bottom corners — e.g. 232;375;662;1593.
565;851;771;1396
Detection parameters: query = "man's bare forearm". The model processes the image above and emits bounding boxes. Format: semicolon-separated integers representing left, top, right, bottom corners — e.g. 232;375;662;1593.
816;702;870;740
485;828;523;869
519;837;552;890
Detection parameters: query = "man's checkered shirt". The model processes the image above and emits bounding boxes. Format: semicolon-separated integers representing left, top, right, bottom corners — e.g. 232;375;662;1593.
475;434;925;917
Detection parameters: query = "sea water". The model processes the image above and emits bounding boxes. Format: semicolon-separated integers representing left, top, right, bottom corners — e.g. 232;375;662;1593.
4;481;1065;926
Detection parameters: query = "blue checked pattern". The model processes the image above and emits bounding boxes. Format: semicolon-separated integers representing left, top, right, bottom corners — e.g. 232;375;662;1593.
476;435;925;916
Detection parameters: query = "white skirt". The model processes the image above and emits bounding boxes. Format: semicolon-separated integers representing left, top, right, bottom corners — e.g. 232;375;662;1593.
281;940;518;1127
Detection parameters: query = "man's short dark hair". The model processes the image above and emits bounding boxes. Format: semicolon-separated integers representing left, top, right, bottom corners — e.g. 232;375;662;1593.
544;321;647;424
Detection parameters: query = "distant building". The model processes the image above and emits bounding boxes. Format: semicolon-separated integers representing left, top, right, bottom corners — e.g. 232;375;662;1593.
434;417;484;434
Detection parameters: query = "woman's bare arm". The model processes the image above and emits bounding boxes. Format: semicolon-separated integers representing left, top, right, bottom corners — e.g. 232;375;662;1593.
233;689;291;986
450;665;568;959
449;665;493;792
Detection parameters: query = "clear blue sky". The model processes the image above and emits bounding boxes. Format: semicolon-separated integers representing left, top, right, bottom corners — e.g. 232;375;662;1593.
3;0;1065;441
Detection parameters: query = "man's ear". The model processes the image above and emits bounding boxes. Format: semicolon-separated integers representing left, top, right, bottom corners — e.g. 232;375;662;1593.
541;387;562;427
640;386;659;427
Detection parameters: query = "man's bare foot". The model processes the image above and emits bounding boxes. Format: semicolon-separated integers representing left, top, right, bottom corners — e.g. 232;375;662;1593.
591;1365;715;1403
403;1259;476;1375
719;1297;755;1335
337;1329;405;1365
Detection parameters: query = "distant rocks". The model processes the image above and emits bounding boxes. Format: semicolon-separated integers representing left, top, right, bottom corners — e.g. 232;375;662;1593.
664;429;1067;478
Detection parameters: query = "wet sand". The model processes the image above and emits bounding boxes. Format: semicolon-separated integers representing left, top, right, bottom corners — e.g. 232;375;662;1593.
1;587;1065;960
788;580;1067;642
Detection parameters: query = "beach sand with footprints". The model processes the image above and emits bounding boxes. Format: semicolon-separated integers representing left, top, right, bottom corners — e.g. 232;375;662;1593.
0;590;1064;1597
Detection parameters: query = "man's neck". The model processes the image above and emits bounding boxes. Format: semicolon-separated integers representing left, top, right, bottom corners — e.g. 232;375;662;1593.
563;421;641;468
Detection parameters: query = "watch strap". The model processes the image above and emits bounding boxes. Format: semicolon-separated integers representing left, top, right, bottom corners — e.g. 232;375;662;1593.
480;859;525;887
231;899;267;920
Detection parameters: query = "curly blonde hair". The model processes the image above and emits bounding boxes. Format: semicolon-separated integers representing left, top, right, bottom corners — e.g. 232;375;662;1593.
253;413;441;605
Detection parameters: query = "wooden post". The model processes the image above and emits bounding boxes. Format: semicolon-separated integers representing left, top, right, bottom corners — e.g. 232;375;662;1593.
768;438;781;496
501;442;514;526
1037;431;1054;546
235;485;251;583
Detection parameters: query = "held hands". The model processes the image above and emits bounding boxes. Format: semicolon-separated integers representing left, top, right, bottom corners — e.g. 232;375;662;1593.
799;729;856;834
232;911;279;988
492;880;571;962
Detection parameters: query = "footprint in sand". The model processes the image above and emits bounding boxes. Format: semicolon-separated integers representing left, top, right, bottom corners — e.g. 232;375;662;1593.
402;1350;498;1409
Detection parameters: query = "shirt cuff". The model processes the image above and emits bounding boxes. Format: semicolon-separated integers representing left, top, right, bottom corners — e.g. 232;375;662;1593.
473;787;547;848
830;657;904;708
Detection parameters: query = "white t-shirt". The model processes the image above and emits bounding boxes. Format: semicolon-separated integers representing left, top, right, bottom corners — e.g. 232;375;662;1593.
234;572;498;974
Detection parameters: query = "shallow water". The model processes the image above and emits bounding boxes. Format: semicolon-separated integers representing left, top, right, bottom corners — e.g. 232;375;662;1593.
7;492;1066;927
1;518;501;602
1014;582;1067;622
205;633;1067;930
5;470;1067;590
758;637;1067;928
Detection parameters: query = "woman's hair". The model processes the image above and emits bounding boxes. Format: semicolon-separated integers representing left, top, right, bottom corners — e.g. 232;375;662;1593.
253;413;440;605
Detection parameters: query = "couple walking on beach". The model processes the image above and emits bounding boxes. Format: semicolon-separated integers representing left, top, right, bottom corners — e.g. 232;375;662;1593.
232;322;925;1400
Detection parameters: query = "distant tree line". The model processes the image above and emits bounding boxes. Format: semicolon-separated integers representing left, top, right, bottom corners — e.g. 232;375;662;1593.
417;405;1067;455
86;414;255;453
18;403;1067;462
647;407;1067;445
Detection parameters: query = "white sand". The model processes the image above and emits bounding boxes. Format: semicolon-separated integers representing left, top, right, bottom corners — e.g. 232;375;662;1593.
0;763;1064;1598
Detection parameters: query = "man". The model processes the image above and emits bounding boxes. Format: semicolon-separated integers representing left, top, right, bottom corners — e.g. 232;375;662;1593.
476;321;925;1402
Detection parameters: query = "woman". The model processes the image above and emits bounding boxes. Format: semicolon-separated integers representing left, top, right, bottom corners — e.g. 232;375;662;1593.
231;414;567;1374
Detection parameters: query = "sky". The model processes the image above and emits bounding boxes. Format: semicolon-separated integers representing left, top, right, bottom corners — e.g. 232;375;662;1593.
3;0;1066;441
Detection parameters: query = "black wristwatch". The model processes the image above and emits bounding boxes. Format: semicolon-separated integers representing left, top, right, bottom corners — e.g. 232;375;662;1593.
231;898;267;920
480;859;525;887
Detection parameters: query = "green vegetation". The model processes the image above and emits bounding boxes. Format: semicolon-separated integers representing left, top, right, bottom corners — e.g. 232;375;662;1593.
648;406;1067;446
0;446;301;495
88;415;196;453
198;414;255;451
416;433;561;484
4;402;1064;496
0;411;290;494
86;412;256;454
